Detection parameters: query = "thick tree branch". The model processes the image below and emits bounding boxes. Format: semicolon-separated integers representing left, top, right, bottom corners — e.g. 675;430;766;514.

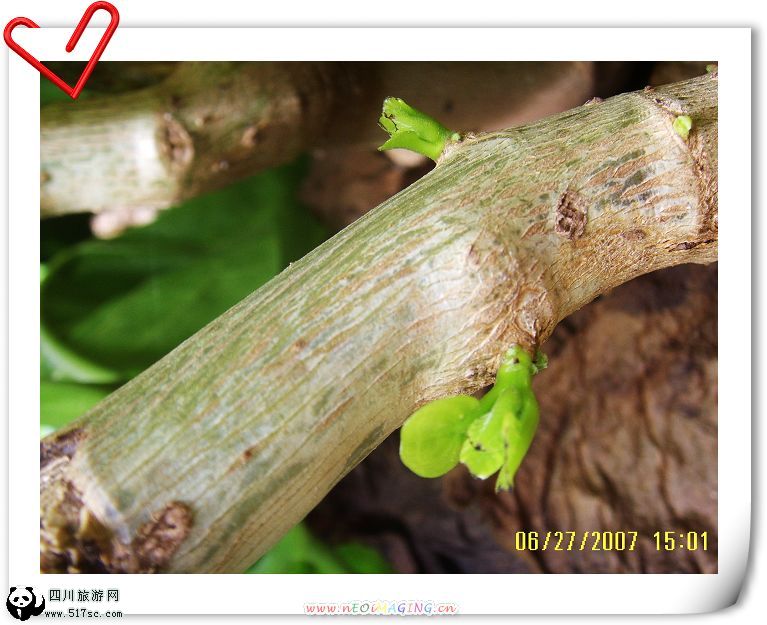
40;75;717;573
46;61;178;93
41;61;625;218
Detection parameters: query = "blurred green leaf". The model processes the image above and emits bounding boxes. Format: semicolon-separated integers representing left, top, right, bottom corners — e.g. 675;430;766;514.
334;542;393;574
246;523;391;574
41;323;122;384
41;380;113;437
41;262;122;384
247;524;346;574
41;162;327;380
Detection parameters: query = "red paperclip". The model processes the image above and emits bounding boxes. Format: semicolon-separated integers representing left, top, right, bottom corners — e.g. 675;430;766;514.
4;1;120;99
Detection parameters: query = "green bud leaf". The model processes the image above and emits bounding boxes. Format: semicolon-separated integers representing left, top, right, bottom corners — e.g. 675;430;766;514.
495;389;540;492
399;395;480;478
673;115;693;140
399;344;546;492
460;409;505;479
495;345;535;391
378;97;460;161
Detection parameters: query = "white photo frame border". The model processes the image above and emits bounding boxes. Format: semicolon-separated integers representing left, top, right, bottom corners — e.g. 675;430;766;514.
9;27;750;614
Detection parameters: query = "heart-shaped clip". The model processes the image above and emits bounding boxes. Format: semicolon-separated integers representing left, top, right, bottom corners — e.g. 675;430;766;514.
4;1;120;100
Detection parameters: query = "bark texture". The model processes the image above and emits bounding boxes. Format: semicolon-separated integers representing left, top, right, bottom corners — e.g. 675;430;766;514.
41;61;629;218
40;75;717;573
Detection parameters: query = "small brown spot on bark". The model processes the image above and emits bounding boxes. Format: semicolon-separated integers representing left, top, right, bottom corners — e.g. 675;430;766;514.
158;113;194;172
622;229;647;241
672;239;715;252
132;502;194;572
643;91;687;117
522;220;547;239
41;170;51;184
225;441;269;475
555;191;587;240
293;337;308;351
316;397;353;432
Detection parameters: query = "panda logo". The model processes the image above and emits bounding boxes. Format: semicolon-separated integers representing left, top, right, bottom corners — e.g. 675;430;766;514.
6;587;45;621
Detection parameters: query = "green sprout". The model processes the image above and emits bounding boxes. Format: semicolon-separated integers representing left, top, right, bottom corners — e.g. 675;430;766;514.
399;345;545;491
672;115;693;140
705;64;717;73
378;97;461;161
